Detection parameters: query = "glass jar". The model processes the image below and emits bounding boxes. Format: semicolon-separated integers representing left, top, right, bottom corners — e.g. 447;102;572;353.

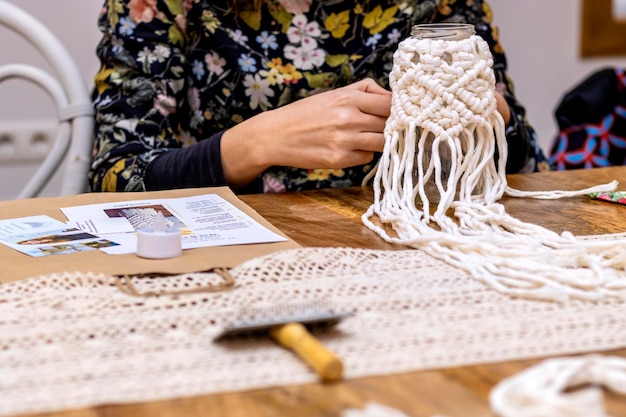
411;23;475;40
409;24;476;206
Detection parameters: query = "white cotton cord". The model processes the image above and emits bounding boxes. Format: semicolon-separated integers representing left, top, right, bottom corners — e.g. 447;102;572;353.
341;402;413;417
341;401;453;417
363;33;626;302
342;357;626;417
505;180;619;199
489;355;626;417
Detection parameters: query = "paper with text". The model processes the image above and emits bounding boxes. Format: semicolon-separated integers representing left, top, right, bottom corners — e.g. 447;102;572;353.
61;193;287;254
0;215;119;257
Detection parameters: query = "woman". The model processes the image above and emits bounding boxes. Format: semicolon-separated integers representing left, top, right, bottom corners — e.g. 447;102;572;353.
90;0;549;194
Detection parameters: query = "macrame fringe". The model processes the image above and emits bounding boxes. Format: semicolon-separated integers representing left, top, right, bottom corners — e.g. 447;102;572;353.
363;34;626;302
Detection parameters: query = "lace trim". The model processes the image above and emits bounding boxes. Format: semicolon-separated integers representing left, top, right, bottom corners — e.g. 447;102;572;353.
1;247;625;415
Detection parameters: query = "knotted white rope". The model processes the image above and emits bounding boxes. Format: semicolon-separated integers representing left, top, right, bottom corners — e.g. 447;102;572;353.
339;355;626;417
363;33;626;302
490;355;626;417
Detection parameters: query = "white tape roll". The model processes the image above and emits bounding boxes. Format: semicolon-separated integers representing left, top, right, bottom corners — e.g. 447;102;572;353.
136;227;182;259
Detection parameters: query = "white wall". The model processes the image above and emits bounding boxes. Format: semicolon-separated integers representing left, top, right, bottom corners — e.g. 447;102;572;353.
1;0;625;199
489;0;626;151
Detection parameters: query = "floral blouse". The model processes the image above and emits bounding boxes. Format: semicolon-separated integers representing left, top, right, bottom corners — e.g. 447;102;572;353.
90;0;549;193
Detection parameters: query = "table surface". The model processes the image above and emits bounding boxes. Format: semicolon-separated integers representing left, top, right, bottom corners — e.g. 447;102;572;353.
25;166;626;417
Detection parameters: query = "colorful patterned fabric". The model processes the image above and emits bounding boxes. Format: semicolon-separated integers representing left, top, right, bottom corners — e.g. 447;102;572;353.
90;0;548;193
587;191;626;206
550;67;626;170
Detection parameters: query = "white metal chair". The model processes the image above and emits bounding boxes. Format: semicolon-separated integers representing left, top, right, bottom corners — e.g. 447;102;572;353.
0;0;94;198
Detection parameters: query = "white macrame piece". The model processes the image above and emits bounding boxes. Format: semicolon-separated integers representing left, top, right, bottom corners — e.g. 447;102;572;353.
2;247;626;416
363;33;626;302
490;355;626;417
342;401;412;417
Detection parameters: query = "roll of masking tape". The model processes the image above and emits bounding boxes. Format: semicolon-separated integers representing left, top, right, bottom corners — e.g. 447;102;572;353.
136;212;182;259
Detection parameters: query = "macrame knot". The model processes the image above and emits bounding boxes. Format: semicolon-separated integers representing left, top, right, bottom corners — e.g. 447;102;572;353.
363;30;626;303
375;32;507;217
391;35;496;134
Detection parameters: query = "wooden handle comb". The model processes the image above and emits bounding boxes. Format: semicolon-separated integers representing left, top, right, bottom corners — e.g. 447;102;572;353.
269;322;344;382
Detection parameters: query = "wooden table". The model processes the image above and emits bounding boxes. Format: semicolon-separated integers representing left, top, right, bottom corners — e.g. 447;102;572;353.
27;166;626;417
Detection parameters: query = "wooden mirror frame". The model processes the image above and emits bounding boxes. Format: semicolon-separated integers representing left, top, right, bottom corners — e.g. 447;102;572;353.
581;0;626;56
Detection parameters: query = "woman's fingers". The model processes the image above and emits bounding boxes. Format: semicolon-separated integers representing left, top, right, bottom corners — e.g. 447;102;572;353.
347;79;392;117
355;92;392;118
354;130;386;153
349;78;393;96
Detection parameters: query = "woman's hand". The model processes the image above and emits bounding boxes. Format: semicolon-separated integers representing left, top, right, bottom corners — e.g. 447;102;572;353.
221;78;391;188
221;78;510;189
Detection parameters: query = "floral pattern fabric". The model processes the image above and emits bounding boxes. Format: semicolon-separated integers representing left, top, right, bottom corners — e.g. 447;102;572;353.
90;0;548;193
587;191;626;206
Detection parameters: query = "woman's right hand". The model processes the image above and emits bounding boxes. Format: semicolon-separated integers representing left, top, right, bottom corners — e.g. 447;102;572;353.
221;78;392;188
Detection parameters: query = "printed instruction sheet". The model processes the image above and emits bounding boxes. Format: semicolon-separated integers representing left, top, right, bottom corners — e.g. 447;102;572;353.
60;193;288;255
0;215;119;257
0;194;287;257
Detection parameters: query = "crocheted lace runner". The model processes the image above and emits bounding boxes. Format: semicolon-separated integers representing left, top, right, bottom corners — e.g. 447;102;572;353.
2;246;626;416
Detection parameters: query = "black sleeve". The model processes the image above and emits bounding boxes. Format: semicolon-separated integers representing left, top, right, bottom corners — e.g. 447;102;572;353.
144;132;228;190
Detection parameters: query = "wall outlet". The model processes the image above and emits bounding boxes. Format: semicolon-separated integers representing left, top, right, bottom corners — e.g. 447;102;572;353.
0;119;58;163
